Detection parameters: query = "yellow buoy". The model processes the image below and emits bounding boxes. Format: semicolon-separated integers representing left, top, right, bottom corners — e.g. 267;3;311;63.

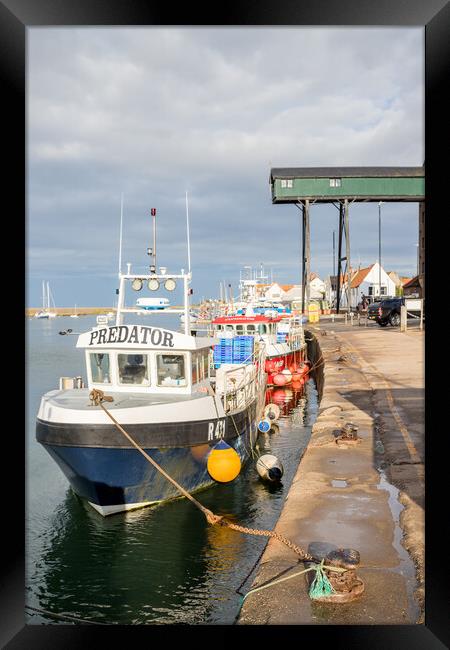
207;440;241;483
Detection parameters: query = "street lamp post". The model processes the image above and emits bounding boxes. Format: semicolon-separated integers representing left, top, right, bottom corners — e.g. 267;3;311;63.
378;202;383;298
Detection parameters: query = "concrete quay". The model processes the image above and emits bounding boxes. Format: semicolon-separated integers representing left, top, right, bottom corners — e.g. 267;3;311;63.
238;318;424;625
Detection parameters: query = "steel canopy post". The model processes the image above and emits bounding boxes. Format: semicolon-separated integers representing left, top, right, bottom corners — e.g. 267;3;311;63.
336;202;343;314
345;198;351;309
305;199;311;310
301;202;306;315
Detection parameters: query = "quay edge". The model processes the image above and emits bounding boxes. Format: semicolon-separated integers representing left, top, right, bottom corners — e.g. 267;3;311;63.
237;320;424;625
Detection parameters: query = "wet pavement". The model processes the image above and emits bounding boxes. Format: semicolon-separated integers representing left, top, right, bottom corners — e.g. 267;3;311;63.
238;319;424;625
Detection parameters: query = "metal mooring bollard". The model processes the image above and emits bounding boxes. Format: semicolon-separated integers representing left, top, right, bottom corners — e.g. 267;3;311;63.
321;548;365;602
335;422;361;446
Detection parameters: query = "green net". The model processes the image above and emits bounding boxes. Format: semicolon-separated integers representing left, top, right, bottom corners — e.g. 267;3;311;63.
309;561;335;600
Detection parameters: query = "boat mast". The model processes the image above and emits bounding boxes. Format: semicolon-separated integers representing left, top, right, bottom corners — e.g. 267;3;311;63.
185;191;191;274
118;192;124;275
151;207;157;272
184;192;191;334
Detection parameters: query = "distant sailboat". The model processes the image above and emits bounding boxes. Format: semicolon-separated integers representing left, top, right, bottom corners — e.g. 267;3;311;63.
70;304;79;318
34;281;57;319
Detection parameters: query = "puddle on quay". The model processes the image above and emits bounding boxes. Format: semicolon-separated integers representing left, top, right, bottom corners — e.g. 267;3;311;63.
376;467;420;622
331;479;348;488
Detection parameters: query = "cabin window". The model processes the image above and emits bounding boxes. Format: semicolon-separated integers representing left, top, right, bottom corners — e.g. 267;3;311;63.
236;324;244;334
258;323;267;334
89;353;111;384
157;354;187;387
118;353;150;385
246;324;256;334
330;178;341;187
225;324;234;332
202;351;209;378
280;179;293;188
191;351;199;384
192;350;210;384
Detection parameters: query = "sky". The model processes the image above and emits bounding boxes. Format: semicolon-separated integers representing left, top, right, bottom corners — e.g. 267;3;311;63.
27;27;424;307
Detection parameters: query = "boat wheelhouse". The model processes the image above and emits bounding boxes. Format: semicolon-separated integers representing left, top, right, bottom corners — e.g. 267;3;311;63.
36;264;267;516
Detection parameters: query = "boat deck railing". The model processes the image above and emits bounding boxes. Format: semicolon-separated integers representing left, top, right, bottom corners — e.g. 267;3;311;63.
221;343;266;414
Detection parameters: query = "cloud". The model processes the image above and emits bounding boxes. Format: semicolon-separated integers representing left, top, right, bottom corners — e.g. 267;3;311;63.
27;27;423;305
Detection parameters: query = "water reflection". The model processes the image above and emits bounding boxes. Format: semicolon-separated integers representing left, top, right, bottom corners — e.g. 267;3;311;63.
27;381;317;625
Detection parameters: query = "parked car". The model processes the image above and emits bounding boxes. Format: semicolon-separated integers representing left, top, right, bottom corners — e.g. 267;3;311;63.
366;300;382;319
367;297;420;327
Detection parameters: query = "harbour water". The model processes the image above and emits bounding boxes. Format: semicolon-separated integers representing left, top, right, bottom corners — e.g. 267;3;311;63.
26;315;318;625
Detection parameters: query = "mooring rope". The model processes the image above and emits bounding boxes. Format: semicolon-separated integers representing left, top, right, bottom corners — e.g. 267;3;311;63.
89;388;315;560
241;560;346;603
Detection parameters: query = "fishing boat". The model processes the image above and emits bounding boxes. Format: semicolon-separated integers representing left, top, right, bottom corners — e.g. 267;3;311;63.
36;251;267;515
210;303;308;387
34;281;57;319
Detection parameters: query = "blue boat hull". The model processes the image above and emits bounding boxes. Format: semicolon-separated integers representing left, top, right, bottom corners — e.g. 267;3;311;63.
43;436;251;509
37;403;258;514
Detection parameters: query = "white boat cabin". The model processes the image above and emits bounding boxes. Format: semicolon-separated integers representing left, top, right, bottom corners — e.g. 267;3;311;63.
210;315;305;351
211;315;281;337
76;324;217;396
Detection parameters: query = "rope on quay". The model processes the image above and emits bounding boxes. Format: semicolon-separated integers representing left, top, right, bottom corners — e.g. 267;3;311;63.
88;388;344;601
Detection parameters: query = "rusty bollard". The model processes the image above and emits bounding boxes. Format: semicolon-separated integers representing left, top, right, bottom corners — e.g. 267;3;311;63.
335;422;361;446
319;548;365;603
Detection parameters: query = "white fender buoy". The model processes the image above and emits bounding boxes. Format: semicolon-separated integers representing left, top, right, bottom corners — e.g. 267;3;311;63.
256;454;284;482
263;403;281;421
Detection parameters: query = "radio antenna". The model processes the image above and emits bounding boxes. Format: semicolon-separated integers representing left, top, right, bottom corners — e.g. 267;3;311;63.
118;192;124;274
185;190;192;273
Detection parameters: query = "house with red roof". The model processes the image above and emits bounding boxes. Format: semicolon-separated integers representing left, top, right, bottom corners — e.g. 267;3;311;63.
326;262;397;309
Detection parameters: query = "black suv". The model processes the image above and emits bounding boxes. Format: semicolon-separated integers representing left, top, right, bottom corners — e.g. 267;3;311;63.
367;297;419;327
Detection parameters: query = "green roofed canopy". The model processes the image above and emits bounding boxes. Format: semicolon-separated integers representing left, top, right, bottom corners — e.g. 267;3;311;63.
270;166;424;203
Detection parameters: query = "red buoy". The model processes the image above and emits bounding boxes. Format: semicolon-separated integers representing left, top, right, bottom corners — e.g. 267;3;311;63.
265;359;277;373
273;373;287;386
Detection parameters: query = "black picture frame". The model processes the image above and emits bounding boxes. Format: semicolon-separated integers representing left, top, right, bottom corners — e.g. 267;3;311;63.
4;0;448;647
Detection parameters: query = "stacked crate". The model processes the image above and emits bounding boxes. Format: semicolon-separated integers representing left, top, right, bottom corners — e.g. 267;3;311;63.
213;338;233;368
213;336;254;367
232;336;254;364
